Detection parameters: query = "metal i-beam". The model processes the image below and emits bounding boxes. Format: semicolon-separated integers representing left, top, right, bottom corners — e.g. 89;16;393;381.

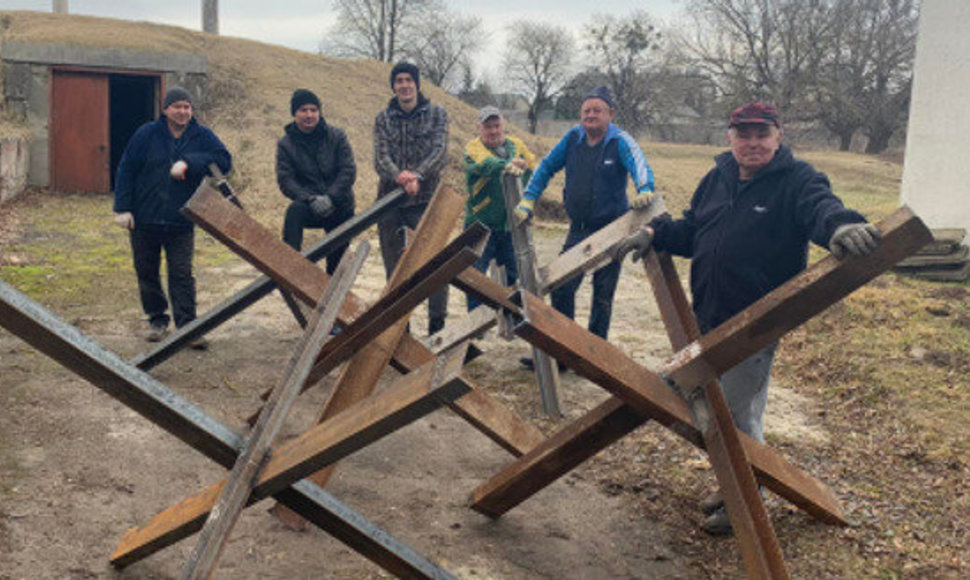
183;186;544;457
181;243;370;578
113;345;472;570
470;207;928;523
132;189;406;370
644;250;788;579
0;280;455;579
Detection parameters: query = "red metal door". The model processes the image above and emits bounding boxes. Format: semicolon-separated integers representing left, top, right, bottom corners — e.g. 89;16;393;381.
51;71;110;193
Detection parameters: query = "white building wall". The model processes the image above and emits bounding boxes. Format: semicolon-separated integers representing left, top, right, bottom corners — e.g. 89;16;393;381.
900;0;970;231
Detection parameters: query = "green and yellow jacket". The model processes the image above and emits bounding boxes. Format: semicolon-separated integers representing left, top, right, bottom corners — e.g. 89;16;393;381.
464;135;536;231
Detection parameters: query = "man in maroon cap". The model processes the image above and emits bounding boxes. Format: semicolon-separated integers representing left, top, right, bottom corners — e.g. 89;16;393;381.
617;101;879;535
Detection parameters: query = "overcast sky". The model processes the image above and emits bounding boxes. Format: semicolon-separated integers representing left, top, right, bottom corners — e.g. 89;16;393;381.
5;1;685;80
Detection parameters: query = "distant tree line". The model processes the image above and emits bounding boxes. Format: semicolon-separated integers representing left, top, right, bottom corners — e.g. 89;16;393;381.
321;0;919;154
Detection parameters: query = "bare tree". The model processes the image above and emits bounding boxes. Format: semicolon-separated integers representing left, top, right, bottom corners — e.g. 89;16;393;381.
583;12;663;135
503;21;574;134
400;11;486;91
322;0;435;62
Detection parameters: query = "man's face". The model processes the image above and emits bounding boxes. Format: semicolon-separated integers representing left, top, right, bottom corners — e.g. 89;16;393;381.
580;98;613;136
728;124;782;175
393;73;417;104
294;103;321;132
479;117;505;149
164;100;193;128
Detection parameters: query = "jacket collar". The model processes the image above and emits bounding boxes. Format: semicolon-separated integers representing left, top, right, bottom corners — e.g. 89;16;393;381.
714;144;794;183
575;122;621;146
387;93;430;117
284;118;329;140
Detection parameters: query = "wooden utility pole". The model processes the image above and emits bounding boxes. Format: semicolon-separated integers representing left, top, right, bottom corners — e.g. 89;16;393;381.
202;0;218;34
52;0;68;13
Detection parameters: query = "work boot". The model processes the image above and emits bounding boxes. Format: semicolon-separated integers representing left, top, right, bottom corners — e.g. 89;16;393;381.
146;321;169;343
699;491;724;515
701;506;733;536
519;356;567;372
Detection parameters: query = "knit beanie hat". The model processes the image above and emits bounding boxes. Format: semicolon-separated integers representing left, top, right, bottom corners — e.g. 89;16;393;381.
389;62;421;92
584;86;616;109
290;88;322;116
163;86;193;109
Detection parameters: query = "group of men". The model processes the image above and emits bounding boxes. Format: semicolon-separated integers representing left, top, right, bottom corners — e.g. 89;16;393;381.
112;62;879;536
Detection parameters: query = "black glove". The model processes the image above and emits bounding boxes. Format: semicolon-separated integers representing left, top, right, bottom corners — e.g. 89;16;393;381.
309;195;334;219
829;223;880;259
613;226;654;263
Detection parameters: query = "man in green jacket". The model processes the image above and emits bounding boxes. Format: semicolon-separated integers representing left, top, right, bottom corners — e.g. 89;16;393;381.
463;106;536;310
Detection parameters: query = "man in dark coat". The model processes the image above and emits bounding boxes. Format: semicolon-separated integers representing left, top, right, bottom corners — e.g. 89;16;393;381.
276;88;356;274
618;101;880;535
373;62;450;335
113;86;232;345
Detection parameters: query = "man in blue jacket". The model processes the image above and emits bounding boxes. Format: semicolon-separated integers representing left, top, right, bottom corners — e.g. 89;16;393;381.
514;86;655;344
113;86;232;345
618;101;879;535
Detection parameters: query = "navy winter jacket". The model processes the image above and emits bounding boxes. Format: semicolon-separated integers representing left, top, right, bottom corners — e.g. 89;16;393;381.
524;123;654;228
114;116;232;230
651;145;865;332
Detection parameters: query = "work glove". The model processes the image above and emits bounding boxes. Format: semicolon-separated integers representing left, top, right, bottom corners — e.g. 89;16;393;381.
630;190;655;210
170;160;188;180
829;222;880;259
514;198;535;225
309;195;335;219
504;158;527;177
113;212;134;230
613;226;654;263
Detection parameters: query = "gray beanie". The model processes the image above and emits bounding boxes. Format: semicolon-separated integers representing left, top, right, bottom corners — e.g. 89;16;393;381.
163;86;193;109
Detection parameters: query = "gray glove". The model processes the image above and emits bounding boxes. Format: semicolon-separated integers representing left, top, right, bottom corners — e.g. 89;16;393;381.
613;226;654;263
309;195;334;219
829;222;880;259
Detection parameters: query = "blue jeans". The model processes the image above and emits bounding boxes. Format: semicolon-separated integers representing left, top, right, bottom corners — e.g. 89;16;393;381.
129;226;196;328
718;342;777;443
467;229;518;311
550;223;622;340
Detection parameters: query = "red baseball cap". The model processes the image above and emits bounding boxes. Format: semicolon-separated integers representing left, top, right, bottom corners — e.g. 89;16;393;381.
729;101;780;128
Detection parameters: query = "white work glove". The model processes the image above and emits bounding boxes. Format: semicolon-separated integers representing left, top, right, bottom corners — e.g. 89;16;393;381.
309;195;335;219
630;190;655;209
513;199;535;225
829;223;881;259
113;212;134;230
170;160;188;180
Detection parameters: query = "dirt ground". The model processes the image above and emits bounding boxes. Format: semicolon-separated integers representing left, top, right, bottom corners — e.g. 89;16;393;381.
0;199;837;579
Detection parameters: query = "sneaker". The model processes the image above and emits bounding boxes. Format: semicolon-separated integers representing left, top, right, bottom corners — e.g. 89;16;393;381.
146;322;169;343
699;491;724;515
189;337;209;351
519;356;567;372
701;506;733;536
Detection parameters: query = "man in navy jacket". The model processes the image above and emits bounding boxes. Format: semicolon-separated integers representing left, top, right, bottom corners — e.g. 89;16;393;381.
113;86;232;345
621;101;879;535
514;86;655;343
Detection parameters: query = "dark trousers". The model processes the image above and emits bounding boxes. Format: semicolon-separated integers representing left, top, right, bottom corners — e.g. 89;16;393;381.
467;228;518;311
551;222;622;339
282;200;353;275
378;203;448;325
129;226;196;328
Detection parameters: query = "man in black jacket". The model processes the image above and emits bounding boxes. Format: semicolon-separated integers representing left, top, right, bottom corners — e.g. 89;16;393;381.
114;86;232;345
277;89;356;274
619;101;880;535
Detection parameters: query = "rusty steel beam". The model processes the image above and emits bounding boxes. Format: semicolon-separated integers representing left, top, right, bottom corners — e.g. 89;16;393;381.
0;280;455;579
644;250;788;579
131;188;406;371
183;186;544;457
114;345;472;571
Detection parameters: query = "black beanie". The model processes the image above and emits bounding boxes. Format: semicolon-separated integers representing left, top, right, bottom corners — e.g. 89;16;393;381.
163;86;192;108
584;86;616;109
389;62;420;92
290;88;321;116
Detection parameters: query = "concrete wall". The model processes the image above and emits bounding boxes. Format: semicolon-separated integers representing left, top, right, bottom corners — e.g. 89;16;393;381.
0;136;29;203
1;41;206;188
900;0;970;231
